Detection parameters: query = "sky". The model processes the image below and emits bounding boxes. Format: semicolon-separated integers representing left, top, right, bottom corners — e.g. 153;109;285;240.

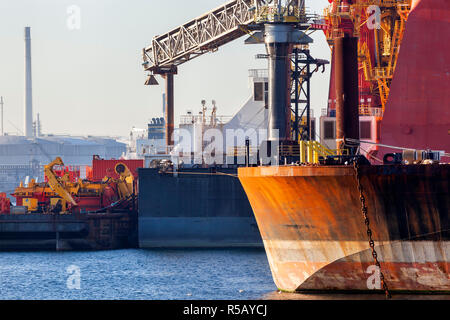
0;0;332;138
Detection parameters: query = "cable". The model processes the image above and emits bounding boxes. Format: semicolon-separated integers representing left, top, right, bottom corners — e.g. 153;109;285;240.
163;170;238;178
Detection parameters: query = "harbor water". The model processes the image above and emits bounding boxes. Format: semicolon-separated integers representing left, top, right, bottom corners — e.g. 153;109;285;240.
0;248;275;300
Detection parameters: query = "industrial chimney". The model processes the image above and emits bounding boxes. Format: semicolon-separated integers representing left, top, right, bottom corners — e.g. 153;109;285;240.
24;27;33;137
0;96;4;136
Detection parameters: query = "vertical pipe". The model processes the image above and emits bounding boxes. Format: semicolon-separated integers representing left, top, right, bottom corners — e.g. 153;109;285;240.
245;138;250;167
162;93;166;115
164;73;174;148
344;36;360;152
36;113;40;137
335;37;360;154
267;43;291;140
374;28;380;67
265;24;293;141
306;56;311;140
294;48;299;142
335;38;345;151
24;27;33;138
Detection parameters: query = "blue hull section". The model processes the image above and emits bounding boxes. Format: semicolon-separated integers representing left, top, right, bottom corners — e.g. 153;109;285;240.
137;168;262;248
139;217;261;248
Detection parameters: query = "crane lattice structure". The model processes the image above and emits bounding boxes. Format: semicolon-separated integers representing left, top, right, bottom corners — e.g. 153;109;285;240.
324;0;411;116
141;0;324;148
142;0;313;74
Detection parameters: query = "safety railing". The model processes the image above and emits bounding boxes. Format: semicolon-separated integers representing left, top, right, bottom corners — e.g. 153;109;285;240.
248;69;268;79
359;105;383;117
280;141;346;164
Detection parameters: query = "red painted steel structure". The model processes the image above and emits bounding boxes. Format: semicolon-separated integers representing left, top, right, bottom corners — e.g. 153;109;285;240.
44;166;90;183
326;1;381;115
379;0;450;159
91;157;144;181
0;193;10;214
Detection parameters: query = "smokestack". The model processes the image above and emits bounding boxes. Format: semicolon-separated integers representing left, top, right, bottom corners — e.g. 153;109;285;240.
0;96;4;136
24;27;33;138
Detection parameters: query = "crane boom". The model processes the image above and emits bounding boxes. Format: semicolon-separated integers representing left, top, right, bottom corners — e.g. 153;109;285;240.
44;157;77;206
142;0;267;73
142;0;312;149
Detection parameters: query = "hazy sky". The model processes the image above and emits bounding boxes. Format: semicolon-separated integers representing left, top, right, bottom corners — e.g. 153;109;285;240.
0;0;331;137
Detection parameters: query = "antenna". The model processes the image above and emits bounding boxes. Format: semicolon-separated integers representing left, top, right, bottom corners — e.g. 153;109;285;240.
36;112;41;137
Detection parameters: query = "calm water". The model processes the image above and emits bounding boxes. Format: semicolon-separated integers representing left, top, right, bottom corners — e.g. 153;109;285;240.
0;248;276;300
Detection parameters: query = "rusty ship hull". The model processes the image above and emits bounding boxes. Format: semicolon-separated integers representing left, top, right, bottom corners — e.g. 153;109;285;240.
238;165;449;292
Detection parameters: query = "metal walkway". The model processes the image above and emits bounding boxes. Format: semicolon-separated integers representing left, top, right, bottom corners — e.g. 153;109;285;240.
142;0;273;73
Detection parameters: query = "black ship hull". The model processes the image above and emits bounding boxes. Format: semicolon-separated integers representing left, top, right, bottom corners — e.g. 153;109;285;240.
0;212;137;251
138;168;262;248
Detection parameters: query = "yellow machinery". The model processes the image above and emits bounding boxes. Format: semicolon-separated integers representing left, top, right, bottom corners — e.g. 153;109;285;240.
44;157;78;209
325;0;412;114
114;163;134;200
13;157;135;214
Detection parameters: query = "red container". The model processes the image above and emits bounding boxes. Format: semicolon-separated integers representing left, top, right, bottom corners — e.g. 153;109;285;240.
91;157;144;181
0;193;10;214
74;196;102;212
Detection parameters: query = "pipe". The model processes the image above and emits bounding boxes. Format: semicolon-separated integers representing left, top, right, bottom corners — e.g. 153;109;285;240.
335;39;344;150
294;49;299;142
334;36;359;154
24;27;33;138
164;73;174;147
265;24;294;141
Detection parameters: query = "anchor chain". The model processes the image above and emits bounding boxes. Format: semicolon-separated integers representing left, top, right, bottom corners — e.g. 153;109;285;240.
353;162;392;299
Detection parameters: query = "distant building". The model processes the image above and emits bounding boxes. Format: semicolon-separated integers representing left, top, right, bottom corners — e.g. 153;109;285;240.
0;135;125;194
